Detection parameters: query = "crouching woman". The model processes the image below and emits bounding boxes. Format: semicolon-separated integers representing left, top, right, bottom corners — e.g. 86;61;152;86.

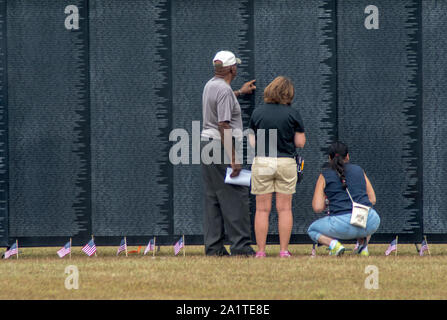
307;142;380;256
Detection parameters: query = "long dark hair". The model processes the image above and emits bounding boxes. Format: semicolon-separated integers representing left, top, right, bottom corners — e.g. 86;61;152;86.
328;141;349;189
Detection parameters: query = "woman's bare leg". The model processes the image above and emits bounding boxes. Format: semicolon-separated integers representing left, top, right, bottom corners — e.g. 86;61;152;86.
254;193;272;252
317;235;334;246
276;193;293;252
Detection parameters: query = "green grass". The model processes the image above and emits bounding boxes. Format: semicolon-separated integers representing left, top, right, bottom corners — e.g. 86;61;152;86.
2;244;447;300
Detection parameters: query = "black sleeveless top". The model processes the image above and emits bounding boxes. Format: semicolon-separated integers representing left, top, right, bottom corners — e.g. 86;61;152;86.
322;163;372;216
248;103;305;158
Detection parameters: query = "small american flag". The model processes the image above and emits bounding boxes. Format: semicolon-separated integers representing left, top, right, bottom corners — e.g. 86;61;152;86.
117;238;127;255
144;238;155;255
419;239;429;256
174;237;184;256
311;243;316;257
4;242;18;259
311;243;322;257
57;241;71;258
385;239;397;256
82;239;97;256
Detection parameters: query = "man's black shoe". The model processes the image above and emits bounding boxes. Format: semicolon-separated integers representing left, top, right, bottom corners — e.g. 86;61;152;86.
206;247;230;257
230;247;256;257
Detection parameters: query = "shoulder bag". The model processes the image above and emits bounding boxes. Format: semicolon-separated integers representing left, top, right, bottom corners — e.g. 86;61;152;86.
346;188;370;229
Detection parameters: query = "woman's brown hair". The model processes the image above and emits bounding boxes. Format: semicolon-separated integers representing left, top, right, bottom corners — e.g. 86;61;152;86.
263;76;294;105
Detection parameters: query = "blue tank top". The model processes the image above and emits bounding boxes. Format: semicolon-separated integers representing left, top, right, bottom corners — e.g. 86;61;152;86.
322;163;372;216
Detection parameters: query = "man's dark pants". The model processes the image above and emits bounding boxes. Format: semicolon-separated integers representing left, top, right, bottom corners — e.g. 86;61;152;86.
201;140;253;256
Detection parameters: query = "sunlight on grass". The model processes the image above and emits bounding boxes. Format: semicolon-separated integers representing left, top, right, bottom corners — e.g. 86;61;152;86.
2;244;446;299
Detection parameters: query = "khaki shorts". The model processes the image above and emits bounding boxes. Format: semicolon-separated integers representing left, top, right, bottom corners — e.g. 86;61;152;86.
251;157;297;195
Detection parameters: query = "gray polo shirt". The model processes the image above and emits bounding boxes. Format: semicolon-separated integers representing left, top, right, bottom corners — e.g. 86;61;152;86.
201;77;243;141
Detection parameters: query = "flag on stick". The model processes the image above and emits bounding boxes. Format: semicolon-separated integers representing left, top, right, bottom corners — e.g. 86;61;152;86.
385;238;397;256
57;241;71;258
311;243;323;257
419;237;430;256
174;236;184;256
117;237;127;256
153;237;157;257
82;239;97;257
144;238;155;255
4;241;18;259
311;243;316;257
354;241;359;252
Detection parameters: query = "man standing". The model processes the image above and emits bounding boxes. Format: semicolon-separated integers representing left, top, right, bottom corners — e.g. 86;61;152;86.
201;50;256;256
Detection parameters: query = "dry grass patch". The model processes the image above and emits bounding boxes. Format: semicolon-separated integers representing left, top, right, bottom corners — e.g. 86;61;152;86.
2;244;447;299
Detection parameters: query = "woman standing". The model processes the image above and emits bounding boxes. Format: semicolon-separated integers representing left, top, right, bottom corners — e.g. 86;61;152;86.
307;141;380;256
248;76;306;258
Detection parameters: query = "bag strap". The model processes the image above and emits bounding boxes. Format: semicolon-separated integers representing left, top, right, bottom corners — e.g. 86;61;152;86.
346;187;371;210
345;187;354;204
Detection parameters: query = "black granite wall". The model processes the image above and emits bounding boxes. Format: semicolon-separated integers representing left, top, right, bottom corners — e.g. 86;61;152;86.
1;0;444;246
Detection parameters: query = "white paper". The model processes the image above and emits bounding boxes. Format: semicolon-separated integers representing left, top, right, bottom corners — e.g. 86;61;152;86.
225;167;251;187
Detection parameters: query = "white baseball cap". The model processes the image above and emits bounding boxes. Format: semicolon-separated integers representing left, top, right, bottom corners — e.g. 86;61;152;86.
213;50;242;67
